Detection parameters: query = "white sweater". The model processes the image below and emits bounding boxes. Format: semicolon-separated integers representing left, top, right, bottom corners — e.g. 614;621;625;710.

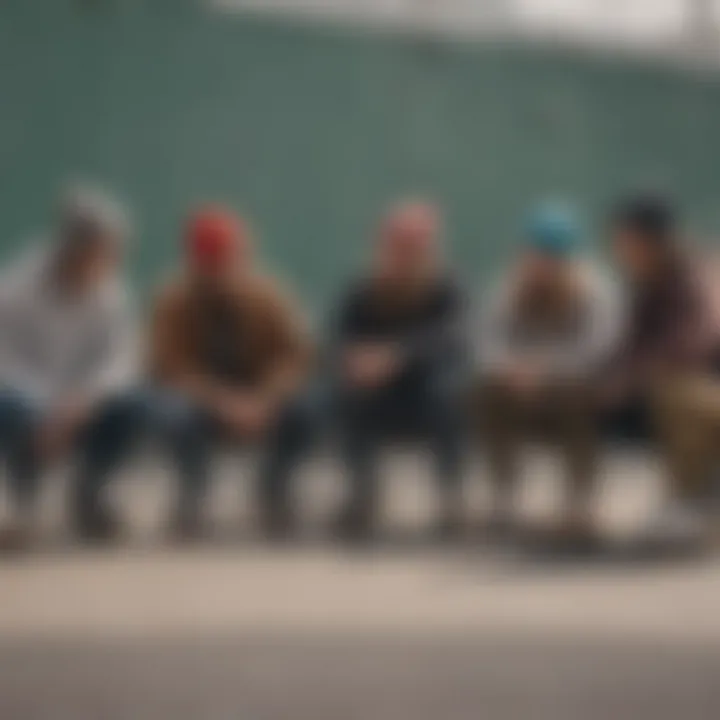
0;245;138;405
477;262;625;379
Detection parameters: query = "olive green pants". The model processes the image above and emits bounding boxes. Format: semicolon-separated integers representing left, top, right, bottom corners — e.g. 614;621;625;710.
478;380;599;508
654;375;720;502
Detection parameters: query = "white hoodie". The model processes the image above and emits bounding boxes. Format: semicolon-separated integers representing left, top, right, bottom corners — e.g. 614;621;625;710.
477;261;625;380
0;245;138;405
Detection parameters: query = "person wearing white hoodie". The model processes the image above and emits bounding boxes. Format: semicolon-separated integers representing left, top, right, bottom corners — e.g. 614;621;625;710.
0;185;141;547
477;204;624;545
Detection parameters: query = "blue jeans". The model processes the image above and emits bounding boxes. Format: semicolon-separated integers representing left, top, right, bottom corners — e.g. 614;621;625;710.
148;384;327;520
0;388;147;519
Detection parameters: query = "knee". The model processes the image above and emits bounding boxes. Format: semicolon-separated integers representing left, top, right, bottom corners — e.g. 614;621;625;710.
82;391;150;448
94;391;149;431
0;390;40;436
147;391;206;443
277;383;332;444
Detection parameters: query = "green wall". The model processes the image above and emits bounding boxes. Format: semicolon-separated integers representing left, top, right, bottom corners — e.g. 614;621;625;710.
2;0;720;306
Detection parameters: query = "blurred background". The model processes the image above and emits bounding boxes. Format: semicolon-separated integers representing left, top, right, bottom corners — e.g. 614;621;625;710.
2;4;720;719
4;0;720;304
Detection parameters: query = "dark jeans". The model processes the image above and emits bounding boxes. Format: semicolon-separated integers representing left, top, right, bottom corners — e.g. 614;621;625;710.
0;388;146;520
336;367;466;518
601;397;654;445
148;386;325;520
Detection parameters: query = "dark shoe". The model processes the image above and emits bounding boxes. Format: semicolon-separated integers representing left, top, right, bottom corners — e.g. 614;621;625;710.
478;511;518;543
332;504;375;544
167;510;206;544
433;508;464;542
0;522;33;553
528;513;600;555
260;505;297;543
74;504;122;545
705;516;720;551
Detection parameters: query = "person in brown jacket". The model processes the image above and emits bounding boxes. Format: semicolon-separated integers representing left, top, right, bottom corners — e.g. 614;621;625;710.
606;193;720;543
149;207;315;539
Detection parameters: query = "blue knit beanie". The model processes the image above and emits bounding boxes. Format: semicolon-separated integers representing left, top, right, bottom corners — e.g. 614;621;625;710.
525;203;580;258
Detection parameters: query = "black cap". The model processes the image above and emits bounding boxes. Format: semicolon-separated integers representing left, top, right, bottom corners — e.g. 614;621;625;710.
610;193;678;245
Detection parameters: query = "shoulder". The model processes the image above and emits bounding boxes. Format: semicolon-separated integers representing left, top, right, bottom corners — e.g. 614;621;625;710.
98;275;134;310
481;267;516;307
151;273;190;316
571;262;627;321
434;273;466;305
0;244;48;296
334;276;374;313
240;272;296;311
344;276;372;300
236;273;309;332
576;260;618;296
682;253;717;312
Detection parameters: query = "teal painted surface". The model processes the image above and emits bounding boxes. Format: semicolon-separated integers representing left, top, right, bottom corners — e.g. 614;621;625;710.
2;0;720;306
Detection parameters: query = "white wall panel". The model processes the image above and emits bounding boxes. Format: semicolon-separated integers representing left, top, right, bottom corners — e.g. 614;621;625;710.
209;0;717;51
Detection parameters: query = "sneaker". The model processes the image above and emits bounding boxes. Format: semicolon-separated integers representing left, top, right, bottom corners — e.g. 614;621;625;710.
479;510;518;542
74;505;123;545
0;521;33;553
547;512;601;554
167;510;206;544
332;504;375;545
433;511;464;543
260;505;297;543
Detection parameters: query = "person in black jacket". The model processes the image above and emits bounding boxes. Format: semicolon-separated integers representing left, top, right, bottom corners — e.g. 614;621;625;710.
331;201;468;541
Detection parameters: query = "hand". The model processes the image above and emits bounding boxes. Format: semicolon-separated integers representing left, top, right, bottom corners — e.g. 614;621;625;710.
39;397;94;459
599;377;627;409
215;392;273;438
345;344;403;389
505;364;541;396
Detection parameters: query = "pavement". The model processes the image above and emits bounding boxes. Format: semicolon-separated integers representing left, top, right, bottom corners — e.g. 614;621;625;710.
1;449;719;719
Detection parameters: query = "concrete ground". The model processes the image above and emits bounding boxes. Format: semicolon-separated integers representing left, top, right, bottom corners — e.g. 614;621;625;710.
1;449;719;719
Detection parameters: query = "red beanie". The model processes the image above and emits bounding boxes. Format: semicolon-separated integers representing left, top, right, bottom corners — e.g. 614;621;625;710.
186;206;244;270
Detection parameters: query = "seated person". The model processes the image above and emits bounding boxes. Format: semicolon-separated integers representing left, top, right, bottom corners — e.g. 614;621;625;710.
605;194;720;541
0;185;140;547
149;207;313;540
331;201;468;541
477;203;622;542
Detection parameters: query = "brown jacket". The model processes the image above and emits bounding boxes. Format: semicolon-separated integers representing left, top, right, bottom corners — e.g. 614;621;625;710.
149;272;311;402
